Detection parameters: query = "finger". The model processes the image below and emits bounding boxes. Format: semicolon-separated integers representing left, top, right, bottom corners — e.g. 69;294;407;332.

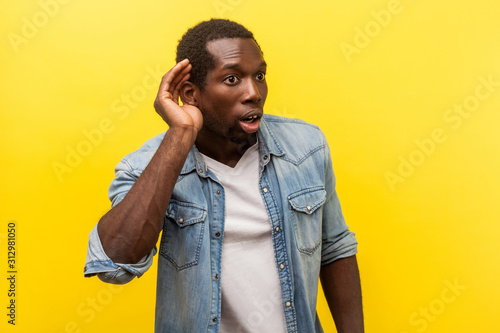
174;71;191;92
158;59;190;96
168;63;192;95
172;73;191;103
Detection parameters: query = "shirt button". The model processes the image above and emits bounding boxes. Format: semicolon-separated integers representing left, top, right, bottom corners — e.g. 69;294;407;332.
215;274;219;279
306;205;312;211
178;218;184;224
263;155;268;160
263;187;268;193
215;232;221;237
285;301;291;307
212;317;217;323
280;264;285;269
216;190;221;195
275;227;280;232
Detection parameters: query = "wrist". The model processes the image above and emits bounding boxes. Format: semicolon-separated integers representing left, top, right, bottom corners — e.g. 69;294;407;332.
165;125;199;146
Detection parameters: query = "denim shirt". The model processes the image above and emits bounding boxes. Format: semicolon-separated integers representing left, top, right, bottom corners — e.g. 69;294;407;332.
84;114;358;333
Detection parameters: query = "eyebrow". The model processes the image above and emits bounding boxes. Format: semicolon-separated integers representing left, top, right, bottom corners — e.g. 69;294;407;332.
221;61;267;71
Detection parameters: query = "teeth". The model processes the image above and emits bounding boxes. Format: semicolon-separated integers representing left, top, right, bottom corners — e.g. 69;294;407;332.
243;115;259;122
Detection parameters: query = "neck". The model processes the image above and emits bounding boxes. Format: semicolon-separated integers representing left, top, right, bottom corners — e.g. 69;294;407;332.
195;131;257;168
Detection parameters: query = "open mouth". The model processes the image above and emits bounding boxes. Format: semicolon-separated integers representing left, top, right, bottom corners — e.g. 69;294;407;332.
241;115;260;123
239;111;262;133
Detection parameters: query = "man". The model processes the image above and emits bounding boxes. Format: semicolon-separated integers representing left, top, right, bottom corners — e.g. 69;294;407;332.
84;18;363;333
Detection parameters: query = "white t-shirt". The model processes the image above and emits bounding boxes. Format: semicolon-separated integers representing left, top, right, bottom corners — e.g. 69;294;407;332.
202;143;286;333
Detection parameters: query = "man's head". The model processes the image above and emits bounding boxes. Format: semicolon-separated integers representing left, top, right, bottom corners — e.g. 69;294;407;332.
176;18;261;90
177;19;267;148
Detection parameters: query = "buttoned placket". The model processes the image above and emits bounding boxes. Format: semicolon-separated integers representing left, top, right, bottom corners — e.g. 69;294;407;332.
195;159;224;332
209;177;224;332
197;141;300;332
258;152;298;333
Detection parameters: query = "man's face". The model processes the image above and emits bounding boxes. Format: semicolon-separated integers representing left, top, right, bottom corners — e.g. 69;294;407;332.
196;38;268;144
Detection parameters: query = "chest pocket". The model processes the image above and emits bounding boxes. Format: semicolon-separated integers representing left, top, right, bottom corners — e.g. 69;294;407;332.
288;187;326;255
159;200;207;270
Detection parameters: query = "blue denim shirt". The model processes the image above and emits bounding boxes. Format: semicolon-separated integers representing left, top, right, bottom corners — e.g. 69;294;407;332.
84;114;358;333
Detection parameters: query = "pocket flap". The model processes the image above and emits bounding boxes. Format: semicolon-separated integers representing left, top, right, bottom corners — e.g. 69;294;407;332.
166;201;207;227
288;188;326;214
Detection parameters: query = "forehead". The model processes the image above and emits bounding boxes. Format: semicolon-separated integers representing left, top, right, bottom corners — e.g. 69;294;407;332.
206;38;265;70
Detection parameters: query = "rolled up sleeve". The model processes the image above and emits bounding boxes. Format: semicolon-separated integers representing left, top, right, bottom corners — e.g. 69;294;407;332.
320;136;358;266
84;154;157;284
84;224;156;284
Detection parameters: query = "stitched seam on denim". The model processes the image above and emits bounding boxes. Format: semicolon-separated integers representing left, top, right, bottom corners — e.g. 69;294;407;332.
289;194;326;214
279;144;325;165
288;186;326;199
161;219;205;271
259;172;297;331
288;209;322;256
263;114;320;130
160;202;205;270
159;225;203;271
85;259;118;268
288;187;325;255
119;264;142;277
261;119;284;156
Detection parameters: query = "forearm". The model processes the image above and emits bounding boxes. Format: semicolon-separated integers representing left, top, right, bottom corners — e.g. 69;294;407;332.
320;255;364;333
97;126;196;264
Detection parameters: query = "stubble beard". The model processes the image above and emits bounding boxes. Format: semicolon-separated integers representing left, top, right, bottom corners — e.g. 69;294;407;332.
202;113;255;145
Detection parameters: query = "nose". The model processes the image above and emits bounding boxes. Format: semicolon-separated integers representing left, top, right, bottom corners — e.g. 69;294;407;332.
242;79;262;104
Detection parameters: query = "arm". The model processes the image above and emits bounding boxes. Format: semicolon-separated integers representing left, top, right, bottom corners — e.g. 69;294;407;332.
318;132;363;331
320;255;364;333
97;59;203;264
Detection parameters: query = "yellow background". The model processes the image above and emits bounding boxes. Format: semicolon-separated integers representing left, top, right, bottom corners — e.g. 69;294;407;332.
1;0;499;332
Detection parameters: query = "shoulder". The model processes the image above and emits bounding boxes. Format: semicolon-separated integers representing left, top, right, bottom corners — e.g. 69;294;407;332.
118;132;166;172
261;114;327;146
261;114;320;130
260;114;328;164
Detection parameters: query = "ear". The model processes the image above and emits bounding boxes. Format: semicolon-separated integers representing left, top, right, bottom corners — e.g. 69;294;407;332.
179;81;200;106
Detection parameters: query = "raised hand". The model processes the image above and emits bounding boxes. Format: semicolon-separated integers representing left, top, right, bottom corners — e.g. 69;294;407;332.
153;59;203;134
98;60;205;265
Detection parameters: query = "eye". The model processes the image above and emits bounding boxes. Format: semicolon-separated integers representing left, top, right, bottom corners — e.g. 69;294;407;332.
256;72;266;81
223;75;239;84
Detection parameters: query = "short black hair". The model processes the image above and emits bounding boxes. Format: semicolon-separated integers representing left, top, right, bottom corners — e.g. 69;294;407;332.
176;18;261;90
